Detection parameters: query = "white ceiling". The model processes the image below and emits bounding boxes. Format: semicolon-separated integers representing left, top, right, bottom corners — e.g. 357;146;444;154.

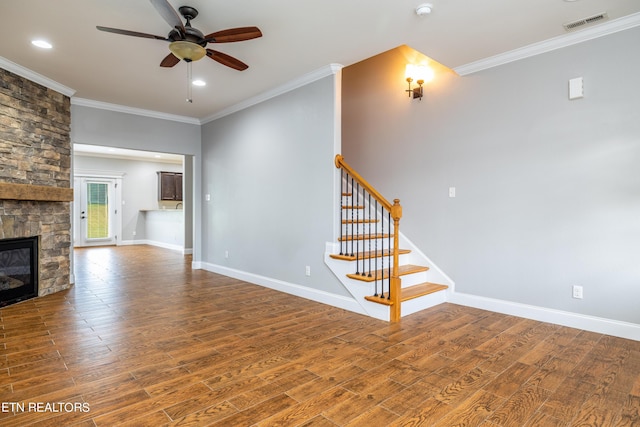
1;0;640;122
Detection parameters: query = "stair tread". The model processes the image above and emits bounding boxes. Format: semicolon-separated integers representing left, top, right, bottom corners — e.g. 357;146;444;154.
364;282;448;306
346;264;429;282
341;205;364;209
338;233;390;242
330;249;410;261
400;282;449;301
364;294;393;305
342;219;380;224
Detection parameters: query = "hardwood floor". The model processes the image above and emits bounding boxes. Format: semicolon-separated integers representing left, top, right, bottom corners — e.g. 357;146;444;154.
1;245;639;426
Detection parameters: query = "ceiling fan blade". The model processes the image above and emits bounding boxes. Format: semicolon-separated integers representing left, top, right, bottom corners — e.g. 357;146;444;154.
96;26;168;40
205;27;262;43
160;53;180;67
149;0;185;32
206;49;249;71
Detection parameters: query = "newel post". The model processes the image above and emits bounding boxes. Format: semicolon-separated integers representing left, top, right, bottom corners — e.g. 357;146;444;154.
390;198;402;322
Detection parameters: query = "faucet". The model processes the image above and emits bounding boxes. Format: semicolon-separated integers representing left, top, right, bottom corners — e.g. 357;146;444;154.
175;203;182;209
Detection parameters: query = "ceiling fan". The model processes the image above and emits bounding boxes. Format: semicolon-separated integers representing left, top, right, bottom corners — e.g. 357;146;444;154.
96;0;262;71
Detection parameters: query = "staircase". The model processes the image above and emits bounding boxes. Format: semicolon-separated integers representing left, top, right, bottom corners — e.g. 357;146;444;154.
325;155;451;322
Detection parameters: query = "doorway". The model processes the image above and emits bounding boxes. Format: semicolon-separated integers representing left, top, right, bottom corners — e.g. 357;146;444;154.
73;176;122;247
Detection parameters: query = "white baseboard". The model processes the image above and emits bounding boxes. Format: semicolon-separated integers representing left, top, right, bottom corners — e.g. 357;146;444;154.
189;257;640;341
449;292;640;341
199;262;366;316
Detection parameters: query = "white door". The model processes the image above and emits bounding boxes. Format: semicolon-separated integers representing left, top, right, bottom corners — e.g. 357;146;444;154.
74;178;118;247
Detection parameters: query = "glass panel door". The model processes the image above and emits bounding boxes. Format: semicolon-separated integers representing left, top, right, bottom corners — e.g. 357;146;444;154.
75;178;116;247
86;182;110;239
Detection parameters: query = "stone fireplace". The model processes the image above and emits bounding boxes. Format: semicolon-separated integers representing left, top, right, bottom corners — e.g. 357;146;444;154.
0;67;73;303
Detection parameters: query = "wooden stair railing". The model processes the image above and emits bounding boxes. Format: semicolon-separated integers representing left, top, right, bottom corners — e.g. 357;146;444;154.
334;154;405;321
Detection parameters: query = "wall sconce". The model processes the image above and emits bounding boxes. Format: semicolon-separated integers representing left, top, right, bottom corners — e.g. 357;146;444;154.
405;64;434;100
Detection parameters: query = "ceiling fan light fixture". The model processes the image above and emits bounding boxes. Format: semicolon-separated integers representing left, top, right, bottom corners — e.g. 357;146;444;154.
169;40;206;61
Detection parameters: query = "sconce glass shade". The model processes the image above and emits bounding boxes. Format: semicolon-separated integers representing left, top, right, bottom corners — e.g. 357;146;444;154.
405;64;435;84
169;41;207;62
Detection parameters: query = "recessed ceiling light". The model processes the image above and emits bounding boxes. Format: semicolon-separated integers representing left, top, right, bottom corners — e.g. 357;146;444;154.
192;79;206;87
31;39;52;49
415;3;433;15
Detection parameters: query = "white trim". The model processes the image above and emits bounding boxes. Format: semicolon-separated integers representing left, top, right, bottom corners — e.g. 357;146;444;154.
201;64;344;123
0;56;76;96
449;292;640;341
454;12;640;76
200;262;365;315
74;169;126;178
70;98;201;125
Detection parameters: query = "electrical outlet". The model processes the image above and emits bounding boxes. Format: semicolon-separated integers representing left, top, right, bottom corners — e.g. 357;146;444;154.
449;187;456;198
305;266;311;276
572;285;583;299
225;250;229;259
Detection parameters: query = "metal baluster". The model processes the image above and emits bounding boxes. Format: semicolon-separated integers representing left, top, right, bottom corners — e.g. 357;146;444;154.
380;210;386;298
339;169;344;255
359;185;364;276
374;199;379;297
355;182;360;275
387;210;392;300
349;176;354;257
367;193;372;278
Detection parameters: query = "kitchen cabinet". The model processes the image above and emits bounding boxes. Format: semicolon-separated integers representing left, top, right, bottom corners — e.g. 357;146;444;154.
158;171;182;201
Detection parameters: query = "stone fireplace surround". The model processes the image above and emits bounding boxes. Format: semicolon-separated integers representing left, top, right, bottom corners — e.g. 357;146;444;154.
0;67;73;300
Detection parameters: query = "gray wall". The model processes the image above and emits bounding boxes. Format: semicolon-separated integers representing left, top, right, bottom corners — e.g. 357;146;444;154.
73;155;184;242
71;104;202;260
343;27;640;324
201;75;349;297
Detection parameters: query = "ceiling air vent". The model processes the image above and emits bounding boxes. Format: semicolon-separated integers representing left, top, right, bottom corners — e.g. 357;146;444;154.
563;12;608;31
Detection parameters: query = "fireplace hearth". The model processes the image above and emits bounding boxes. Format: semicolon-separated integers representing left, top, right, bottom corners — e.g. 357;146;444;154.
0;236;38;307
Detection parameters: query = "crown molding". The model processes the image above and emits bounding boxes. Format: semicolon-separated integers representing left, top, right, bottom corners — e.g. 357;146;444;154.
454;12;640;76
2;57;342;126
70;98;201;125
72;64;343;125
201;63;344;124
0;56;75;97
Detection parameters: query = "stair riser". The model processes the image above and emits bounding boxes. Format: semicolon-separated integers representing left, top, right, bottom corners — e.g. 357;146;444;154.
401;290;448;317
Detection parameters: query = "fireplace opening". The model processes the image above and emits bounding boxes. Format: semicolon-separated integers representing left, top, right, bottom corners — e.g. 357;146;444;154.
0;236;39;307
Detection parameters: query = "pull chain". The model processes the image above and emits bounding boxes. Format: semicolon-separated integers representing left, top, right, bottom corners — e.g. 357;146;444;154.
186;60;193;103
